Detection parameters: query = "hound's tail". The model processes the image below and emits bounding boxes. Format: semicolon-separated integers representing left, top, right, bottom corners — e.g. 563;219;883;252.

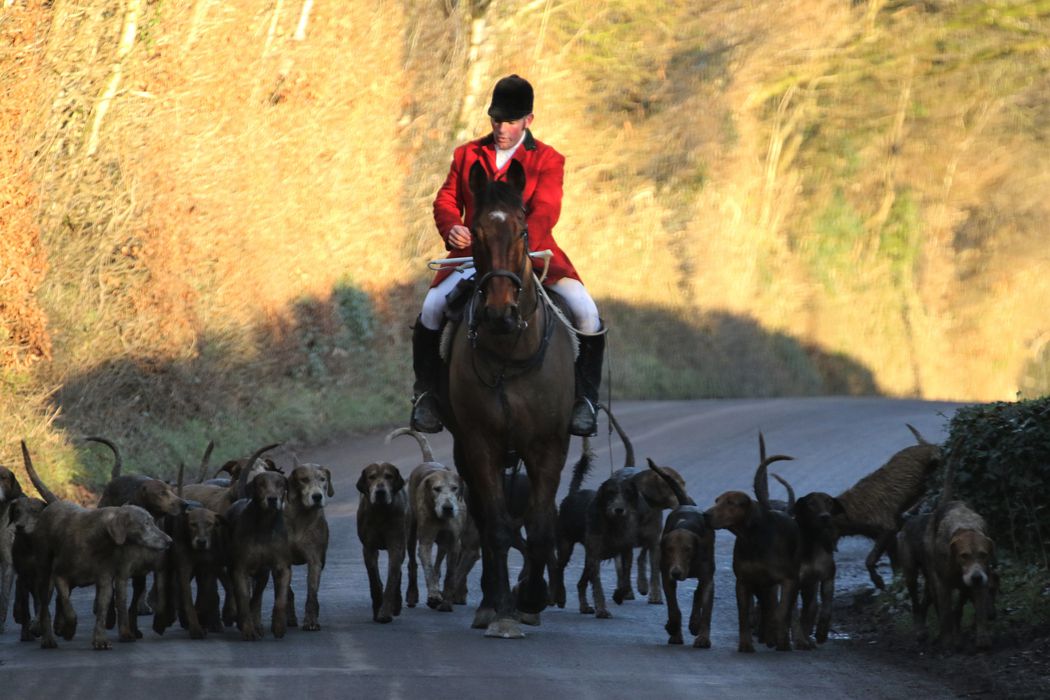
754;432;794;511
176;462;185;498
568;437;595;495
385;427;435;463
20;440;59;504
771;473;796;513
597;402;635;468
906;423;932;445
234;443;281;500
196;440;215;483
84;436;122;480
646;458;695;507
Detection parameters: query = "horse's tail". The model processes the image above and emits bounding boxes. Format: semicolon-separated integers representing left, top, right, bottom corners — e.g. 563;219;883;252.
385;427;435;463
568;437;595;495
84;436;122;480
20;440;59;504
646;458;695;506
597;402;635;468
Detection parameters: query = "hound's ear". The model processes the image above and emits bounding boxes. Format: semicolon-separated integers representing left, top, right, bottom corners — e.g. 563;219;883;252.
393;468;405;493
323;468;335;498
831;497;846;515
469;160;489;200
216;460;239;478
505;159;526;194
106;510;129;545
356;469;370;494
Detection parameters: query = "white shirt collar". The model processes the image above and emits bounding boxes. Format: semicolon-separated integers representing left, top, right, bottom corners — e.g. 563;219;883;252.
495;132;528;170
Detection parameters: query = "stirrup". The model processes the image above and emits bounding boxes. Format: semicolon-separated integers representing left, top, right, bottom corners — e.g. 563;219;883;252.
411;392;443;434
569;397;597;437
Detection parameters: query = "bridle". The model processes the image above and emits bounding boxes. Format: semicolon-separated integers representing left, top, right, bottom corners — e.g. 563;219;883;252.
465;219;556;388
466;218;538;343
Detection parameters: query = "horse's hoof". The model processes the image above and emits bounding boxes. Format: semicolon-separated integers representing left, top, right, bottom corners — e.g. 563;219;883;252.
595;609;612;620
517;611;541;626
693;636;711;649
515;579;549;615
472;608;496;629
484;619;525;639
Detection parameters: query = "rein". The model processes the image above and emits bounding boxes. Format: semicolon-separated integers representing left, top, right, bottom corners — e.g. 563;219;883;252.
465;275;555;389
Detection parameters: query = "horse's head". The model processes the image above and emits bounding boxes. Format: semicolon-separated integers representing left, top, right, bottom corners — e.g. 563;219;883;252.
468;160;532;335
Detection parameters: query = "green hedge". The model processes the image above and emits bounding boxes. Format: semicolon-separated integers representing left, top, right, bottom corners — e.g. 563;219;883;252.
943;397;1050;568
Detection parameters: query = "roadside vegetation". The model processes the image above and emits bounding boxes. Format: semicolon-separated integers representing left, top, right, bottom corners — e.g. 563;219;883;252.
838;396;1050;698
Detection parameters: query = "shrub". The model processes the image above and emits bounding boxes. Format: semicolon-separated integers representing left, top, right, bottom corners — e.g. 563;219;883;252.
943;397;1050;568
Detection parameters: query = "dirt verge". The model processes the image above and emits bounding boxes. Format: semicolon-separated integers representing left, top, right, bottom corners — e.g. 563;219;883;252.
833;585;1050;700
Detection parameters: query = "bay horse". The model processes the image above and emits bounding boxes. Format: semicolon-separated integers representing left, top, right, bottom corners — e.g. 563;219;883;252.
442;159;576;638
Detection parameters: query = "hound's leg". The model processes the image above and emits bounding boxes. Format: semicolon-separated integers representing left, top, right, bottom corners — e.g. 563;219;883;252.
234;569;260;641
612;549;634;605
363;548;385;621
691;572;714;649
92;577;115;650
736;581;755;653
662;574;682;644
418;532;443;610
816;575;835;644
647;541;663;605
302;559;323;630
406;519;419;608
635;547;648;597
271;566;290;639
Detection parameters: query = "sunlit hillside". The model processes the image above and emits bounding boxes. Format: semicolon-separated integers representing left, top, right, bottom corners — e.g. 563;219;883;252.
2;0;1048;491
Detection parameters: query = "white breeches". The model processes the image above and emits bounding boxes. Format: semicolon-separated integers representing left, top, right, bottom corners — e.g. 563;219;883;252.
420;271;600;334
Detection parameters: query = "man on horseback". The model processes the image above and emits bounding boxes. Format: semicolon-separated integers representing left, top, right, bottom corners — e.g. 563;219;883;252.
410;74;605;438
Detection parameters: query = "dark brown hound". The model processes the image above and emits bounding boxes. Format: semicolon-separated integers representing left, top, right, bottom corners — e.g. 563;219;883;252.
440;160;576;638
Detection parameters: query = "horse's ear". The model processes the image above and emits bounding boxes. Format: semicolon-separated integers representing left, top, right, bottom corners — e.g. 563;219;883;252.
468;161;489;201
505;159;526;194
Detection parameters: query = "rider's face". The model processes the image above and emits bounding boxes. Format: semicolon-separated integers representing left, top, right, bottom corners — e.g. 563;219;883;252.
491;114;533;151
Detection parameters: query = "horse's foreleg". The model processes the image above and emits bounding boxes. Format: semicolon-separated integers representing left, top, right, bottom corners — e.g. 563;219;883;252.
519;501;556;616
518;451;564;616
462;461;515;634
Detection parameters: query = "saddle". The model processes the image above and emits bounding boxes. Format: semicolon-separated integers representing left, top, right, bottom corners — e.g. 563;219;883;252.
438;277;579;363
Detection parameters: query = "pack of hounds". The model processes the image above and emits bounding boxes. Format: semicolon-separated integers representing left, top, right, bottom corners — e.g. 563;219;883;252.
0;416;996;653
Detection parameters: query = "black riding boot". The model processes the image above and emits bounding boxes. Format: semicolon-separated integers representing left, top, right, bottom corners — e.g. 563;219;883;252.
569;330;605;437
410;318;444;434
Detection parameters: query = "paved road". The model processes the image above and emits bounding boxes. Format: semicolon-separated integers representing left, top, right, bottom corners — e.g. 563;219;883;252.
0;398;965;699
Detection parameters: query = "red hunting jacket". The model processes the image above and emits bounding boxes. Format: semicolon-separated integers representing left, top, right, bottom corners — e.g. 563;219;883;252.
431;130;581;287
